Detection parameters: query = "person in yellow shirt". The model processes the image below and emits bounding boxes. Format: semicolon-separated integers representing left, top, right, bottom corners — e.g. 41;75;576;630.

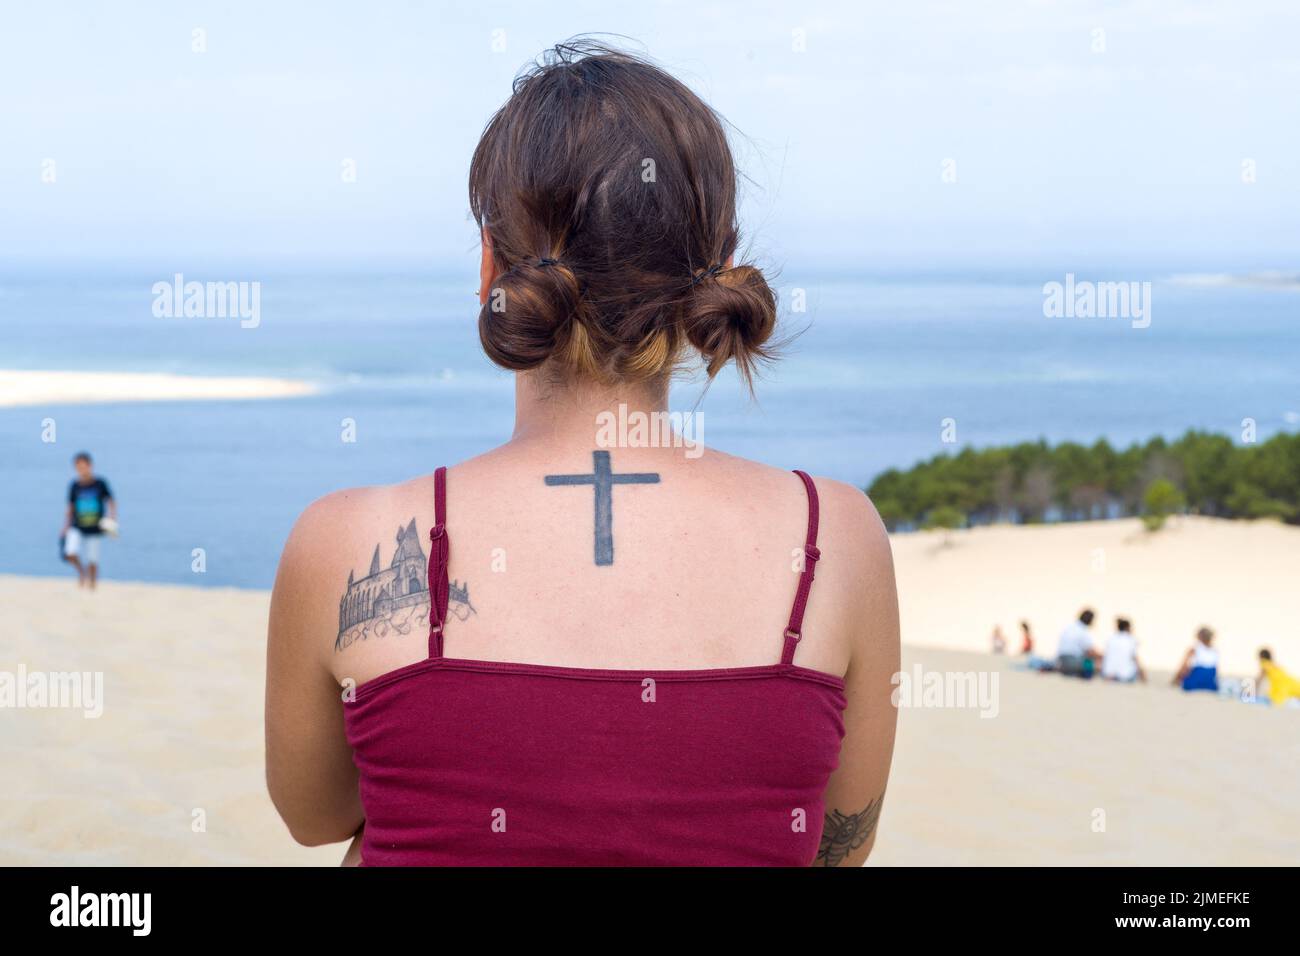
1257;649;1300;707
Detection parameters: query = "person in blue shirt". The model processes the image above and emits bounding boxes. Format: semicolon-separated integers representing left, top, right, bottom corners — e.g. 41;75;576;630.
62;452;116;589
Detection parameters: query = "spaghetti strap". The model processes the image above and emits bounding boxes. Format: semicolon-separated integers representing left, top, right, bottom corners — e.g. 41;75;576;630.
427;466;450;658
781;470;821;666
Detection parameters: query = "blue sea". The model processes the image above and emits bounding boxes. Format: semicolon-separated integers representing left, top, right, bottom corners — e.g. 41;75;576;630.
2;266;1297;588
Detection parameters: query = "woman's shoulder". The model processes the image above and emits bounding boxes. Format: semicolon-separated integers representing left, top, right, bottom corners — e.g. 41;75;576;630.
271;475;442;664
677;449;896;627
706;449;890;557
284;480;414;548
704;455;899;671
802;473;896;633
274;476;436;598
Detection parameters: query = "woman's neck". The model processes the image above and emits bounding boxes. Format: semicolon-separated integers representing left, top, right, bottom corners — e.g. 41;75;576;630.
509;371;669;450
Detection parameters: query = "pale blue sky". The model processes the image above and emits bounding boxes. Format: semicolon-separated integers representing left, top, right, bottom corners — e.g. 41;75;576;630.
2;0;1298;272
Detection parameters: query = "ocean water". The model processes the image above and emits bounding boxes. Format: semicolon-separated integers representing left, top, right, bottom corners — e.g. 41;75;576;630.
1;267;1297;587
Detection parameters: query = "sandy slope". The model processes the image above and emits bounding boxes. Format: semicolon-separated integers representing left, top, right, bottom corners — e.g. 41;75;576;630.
871;646;1300;866
891;516;1300;676
0;577;335;866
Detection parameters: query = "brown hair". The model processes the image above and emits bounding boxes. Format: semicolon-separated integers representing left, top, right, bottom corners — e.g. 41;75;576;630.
469;40;778;390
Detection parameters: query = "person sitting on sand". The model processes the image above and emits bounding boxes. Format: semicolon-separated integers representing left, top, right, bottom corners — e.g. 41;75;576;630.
1172;627;1219;692
1256;649;1300;707
1101;617;1146;683
1055;608;1100;678
991;625;1006;654
61;452;116;590
1018;620;1033;655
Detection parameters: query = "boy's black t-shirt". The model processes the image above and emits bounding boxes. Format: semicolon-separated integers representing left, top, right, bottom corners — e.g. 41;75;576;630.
69;478;113;535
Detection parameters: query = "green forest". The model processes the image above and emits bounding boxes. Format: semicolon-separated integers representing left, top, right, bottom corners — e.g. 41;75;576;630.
866;430;1300;532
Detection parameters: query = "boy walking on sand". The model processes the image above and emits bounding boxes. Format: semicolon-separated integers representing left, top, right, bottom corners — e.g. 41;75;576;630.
62;452;116;589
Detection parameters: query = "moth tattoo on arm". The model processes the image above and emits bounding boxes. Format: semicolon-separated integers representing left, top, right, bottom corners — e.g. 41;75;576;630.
816;791;885;867
335;518;475;652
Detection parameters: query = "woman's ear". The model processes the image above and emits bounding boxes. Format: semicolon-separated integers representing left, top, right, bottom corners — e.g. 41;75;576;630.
479;229;497;306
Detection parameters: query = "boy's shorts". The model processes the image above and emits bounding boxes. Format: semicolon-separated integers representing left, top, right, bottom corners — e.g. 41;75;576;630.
1057;654;1094;679
63;528;102;564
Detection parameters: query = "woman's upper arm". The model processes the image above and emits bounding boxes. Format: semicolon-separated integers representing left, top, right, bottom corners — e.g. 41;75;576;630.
265;493;365;846
816;484;900;867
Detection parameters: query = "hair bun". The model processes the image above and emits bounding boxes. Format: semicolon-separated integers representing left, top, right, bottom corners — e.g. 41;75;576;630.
684;264;777;385
478;258;596;373
469;42;787;393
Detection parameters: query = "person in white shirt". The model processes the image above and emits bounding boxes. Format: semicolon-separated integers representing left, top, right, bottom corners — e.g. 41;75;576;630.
1055;608;1100;677
1101;617;1146;683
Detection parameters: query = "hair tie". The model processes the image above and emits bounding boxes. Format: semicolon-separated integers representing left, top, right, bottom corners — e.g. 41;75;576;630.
691;263;723;286
538;257;559;267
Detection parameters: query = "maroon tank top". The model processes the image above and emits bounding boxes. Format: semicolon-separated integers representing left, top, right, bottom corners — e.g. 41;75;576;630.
343;468;847;865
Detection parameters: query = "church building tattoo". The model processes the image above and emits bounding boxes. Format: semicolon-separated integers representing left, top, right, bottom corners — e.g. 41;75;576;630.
336;518;474;651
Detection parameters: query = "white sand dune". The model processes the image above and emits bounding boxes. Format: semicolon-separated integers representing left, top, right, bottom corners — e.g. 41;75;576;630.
0;369;317;408
891;515;1300;675
871;645;1300;866
1;516;1297;865
0;577;337;866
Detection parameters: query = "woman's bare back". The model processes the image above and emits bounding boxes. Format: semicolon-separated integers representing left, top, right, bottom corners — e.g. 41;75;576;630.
314;442;881;691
